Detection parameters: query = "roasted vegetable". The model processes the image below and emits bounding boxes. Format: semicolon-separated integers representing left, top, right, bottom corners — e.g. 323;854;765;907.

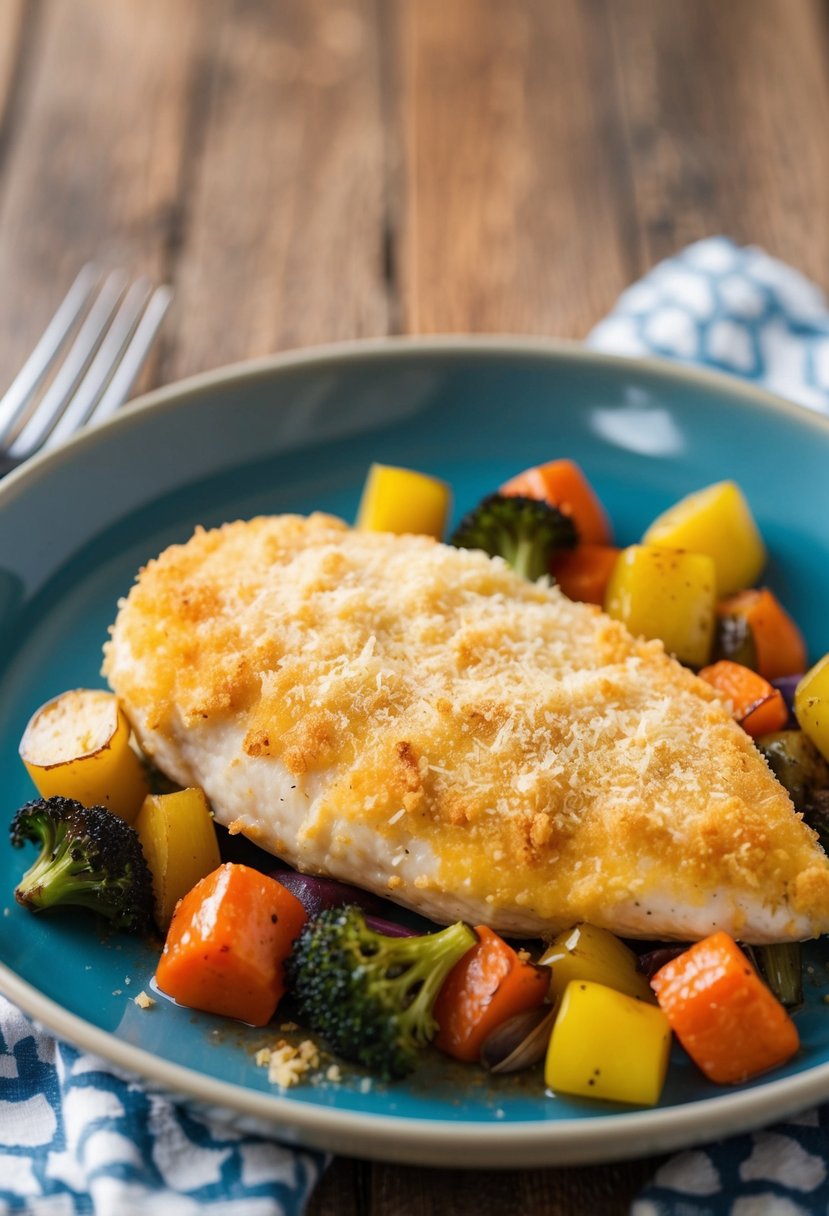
540;923;655;1004
10;795;153;933
716;589;806;680
285;906;476;1080
641;480;765;596
756;730;829;811
698;660;788;737
651;932;799;1084
747;943;804;1012
450;493;578;582
549;544;620;605
19;689;148;822
500;459;612;544
155;863;307;1026
713;612;757;669
795;654;829;761
135;788;222;930
356;463;451;539
604;545;716;667
802;789;829;853
545;981;671;1106
270;868;389;920
433;925;549;1063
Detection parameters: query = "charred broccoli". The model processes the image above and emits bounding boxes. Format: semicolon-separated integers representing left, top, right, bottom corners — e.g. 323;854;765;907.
450;492;578;581
10;795;154;933
285;906;476;1079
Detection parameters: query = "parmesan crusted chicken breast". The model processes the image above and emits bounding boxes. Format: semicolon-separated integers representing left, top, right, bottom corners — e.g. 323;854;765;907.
104;514;829;943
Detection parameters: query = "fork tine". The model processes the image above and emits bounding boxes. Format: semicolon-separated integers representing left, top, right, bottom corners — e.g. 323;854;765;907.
7;271;128;458
0;264;98;439
82;284;172;428
43;278;154;450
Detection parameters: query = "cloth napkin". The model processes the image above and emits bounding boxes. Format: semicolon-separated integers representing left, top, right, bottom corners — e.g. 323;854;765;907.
0;992;325;1214
3;236;829;1215
588;236;829;1215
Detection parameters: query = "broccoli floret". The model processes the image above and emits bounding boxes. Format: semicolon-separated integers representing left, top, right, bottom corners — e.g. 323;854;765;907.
284;906;476;1080
450;493;578;581
10;795;154;934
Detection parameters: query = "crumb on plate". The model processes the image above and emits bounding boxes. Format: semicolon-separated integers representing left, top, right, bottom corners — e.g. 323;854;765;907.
256;1038;320;1088
134;990;156;1009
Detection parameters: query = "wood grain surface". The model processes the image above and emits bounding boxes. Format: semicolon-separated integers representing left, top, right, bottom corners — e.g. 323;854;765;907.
1;2;828;1213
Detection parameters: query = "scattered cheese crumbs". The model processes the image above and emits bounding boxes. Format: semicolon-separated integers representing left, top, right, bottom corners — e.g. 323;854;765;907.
279;1021;300;1032
516;948;532;963
112;989;122;997
124;976;132;986
326;1064;342;1083
257;1038;320;1088
134;991;155;1010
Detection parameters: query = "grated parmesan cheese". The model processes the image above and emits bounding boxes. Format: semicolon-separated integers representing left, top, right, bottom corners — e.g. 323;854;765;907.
104;513;829;944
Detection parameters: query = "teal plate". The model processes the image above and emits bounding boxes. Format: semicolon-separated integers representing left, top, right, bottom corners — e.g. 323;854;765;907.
2;337;829;1167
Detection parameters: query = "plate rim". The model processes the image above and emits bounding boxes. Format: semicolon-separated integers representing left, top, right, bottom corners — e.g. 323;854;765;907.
4;333;829;509
3;334;829;1168
2;956;829;1167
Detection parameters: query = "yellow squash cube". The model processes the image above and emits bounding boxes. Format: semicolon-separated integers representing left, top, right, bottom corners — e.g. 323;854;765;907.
539;924;655;1004
642;480;765;596
355;463;451;539
604;545;716;667
795;654;829;762
545;981;671;1106
135;788;222;930
19;689;149;823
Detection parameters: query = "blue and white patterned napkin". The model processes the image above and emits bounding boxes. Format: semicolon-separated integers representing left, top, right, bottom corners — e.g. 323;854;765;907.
3;236;829;1215
0;995;325;1214
589;236;829;1216
588;235;829;411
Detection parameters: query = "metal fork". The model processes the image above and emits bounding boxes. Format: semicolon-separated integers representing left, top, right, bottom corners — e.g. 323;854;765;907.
0;265;172;477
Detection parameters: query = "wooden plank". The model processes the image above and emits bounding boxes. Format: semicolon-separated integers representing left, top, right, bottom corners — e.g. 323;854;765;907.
608;0;829;289
306;1157;363;1216
397;0;637;338
365;1156;665;1216
164;0;390;381
0;0;201;394
0;0;27;134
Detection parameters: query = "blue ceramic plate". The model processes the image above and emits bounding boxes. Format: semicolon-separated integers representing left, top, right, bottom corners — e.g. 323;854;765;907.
2;337;829;1167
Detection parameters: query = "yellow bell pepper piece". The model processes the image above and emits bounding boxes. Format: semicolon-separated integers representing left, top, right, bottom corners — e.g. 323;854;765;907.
795;654;829;762
135;788;222;930
355;463;451;539
19;689;148;823
604;545;716;667
545;980;671;1106
642;480;765;596
539;924;655;1004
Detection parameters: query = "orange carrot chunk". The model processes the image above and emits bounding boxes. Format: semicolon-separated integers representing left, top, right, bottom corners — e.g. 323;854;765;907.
697;659;788;737
500;459;613;545
155;862;307;1026
550;544;620;605
717;588;807;681
433;925;549;1062
651;932;799;1084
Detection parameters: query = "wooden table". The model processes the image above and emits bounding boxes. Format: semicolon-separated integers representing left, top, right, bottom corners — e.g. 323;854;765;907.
1;2;828;1211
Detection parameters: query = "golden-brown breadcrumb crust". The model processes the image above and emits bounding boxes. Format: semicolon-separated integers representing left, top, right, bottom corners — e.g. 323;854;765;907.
104;514;829;937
